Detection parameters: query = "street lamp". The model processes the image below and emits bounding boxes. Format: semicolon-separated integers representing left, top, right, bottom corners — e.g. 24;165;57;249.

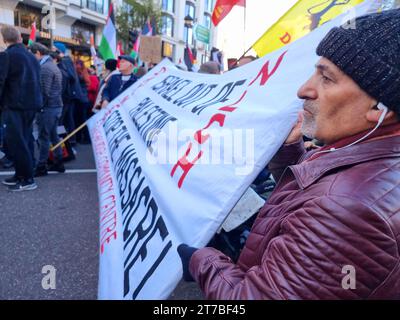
183;14;196;70
184;14;194;45
184;14;194;29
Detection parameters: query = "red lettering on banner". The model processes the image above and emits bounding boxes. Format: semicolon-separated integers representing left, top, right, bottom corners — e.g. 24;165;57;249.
219;90;248;112
120;95;129;105
100;230;117;254
91;125;119;254
280;32;291;44
134;66;167;92
194;113;226;144
249;51;287;87
171;52;287;188
170;142;203;188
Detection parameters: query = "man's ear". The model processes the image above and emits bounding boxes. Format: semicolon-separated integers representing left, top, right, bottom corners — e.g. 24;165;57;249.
366;105;396;124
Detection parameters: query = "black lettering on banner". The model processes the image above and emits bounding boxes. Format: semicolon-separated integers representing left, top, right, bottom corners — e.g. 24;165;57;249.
103;110;131;160
151;75;178;92
161;79;192;102
152;74;248;116
103;113;172;299
124;217;172;298
113;146;146;225
129;98;177;151
151;75;193;102
103;130;172;298
173;83;217;108
191;79;247;115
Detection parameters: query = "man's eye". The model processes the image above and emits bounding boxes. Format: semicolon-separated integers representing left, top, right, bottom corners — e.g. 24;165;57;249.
321;74;331;82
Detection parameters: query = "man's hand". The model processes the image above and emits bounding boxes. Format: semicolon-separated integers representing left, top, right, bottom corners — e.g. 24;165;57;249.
285;112;304;145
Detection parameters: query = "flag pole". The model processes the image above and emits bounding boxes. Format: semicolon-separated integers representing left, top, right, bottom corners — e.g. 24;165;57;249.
243;0;246;54
50;122;88;152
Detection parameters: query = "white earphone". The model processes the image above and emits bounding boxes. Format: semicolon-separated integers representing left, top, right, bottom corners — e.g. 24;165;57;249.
377;102;389;125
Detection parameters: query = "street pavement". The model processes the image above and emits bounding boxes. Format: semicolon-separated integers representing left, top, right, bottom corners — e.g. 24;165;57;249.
0;143;202;300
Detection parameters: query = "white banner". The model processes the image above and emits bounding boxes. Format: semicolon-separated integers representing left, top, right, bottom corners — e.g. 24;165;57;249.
88;0;375;300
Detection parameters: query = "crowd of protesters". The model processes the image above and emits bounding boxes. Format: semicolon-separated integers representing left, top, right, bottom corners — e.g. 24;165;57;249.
0;24;230;193
0;25;146;192
1;7;400;301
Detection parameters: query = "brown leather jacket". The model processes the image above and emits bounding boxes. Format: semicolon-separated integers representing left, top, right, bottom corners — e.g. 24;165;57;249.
190;124;400;299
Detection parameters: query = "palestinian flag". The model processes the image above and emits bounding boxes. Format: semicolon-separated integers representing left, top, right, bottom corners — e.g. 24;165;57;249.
99;2;117;60
28;22;36;45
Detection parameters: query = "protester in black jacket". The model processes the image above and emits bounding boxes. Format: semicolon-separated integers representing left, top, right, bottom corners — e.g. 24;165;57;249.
0;50;11;168
0;51;8;95
54;42;83;142
0;26;42;191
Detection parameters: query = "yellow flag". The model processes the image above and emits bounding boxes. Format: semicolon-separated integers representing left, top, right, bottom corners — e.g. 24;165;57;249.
252;0;365;57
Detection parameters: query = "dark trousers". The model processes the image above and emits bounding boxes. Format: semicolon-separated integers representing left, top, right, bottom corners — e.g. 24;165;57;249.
61;101;75;132
3;109;36;180
36;107;63;166
74;101;90;143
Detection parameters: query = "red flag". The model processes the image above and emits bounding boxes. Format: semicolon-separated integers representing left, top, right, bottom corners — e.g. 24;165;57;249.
116;41;124;56
28;22;36;45
212;0;246;26
116;41;124;68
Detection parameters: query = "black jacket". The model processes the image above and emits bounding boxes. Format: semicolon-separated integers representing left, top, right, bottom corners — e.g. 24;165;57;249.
0;43;42;111
40;56;63;108
102;73;138;102
58;56;83;103
0;52;9;108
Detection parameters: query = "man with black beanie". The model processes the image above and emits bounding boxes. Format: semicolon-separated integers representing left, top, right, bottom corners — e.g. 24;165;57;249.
178;9;400;299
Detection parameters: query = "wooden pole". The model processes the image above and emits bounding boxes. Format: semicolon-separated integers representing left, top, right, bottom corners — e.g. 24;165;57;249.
50;121;88;152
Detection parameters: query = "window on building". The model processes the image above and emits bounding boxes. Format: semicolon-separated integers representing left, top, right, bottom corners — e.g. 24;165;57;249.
14;3;44;30
162;0;174;13
162;41;175;60
203;13;211;29
71;21;96;45
203;13;212;51
161;14;174;37
81;0;105;14
205;0;214;13
185;1;196;19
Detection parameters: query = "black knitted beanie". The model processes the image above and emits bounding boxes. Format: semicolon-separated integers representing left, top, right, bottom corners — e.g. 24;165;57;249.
316;9;400;116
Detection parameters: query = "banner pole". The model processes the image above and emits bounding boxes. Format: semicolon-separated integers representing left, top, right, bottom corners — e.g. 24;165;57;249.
50;121;88;152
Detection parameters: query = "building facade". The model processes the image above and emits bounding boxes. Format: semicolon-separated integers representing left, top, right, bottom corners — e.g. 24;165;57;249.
116;0;218;65
158;0;218;65
0;0;108;62
0;0;218;66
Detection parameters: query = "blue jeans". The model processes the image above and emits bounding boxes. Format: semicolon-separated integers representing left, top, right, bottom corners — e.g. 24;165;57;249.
36;107;63;166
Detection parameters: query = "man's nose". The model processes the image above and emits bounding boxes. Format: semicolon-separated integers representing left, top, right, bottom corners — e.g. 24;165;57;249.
297;76;317;100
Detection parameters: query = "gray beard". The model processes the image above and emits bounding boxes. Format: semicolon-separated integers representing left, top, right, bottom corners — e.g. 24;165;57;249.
301;117;317;140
